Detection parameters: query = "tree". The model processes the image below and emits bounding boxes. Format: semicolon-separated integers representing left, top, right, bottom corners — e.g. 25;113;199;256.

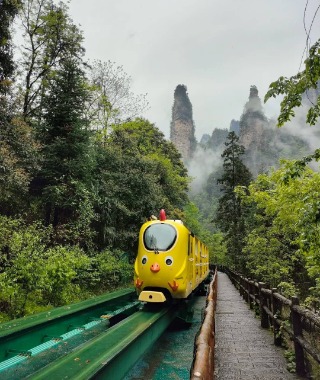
18;0;84;119
106;118;189;209
92;118;189;253
265;38;320;127
0;0;21;92
0;0;21;120
0;0;39;216
35;57;95;247
88;60;149;135
0;117;40;215
214;131;252;270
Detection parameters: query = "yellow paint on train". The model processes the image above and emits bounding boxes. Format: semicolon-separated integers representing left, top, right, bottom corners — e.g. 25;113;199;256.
134;217;209;302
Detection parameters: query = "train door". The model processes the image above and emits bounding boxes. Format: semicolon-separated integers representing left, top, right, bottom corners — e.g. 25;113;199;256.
195;238;199;286
200;243;203;278
188;234;195;293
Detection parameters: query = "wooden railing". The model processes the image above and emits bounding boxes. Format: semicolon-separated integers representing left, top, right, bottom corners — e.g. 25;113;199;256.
225;267;320;377
190;268;217;380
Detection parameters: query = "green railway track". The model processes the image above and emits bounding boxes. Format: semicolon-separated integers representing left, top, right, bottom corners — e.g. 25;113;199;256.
0;288;138;378
31;306;179;380
0;288;181;379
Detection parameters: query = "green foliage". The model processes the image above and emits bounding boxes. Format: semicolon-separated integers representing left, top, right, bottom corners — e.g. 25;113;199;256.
0;217;93;316
277;282;297;299
0;215;134;321
93;118;189;253
206;232;228;266
40;246;91;306
238;161;320;299
0;217;49;318
265;39;320;126
183;202;203;236
91;250;132;291
284;349;296;373
0;117;40;215
189;188;219;234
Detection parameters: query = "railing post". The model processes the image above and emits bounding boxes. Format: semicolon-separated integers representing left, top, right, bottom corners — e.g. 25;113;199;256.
247;278;252;307
233;271;238;289
254;281;259;304
235;271;239;290
259;282;269;328
239;275;243;297
271;288;282;346
291;296;306;377
240;276;245;299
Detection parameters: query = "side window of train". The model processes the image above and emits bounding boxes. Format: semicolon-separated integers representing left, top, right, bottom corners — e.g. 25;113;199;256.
188;234;192;255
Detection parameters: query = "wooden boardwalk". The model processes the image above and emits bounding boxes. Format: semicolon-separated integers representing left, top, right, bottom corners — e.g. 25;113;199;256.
214;272;301;380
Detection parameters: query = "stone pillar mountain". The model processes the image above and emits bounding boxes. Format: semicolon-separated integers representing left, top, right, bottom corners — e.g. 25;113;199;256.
239;85;267;150
238;85;270;175
238;85;312;176
170;84;196;163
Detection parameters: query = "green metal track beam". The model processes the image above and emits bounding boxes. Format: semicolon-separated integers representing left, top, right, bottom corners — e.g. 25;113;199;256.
0;288;137;377
0;288;135;339
31;307;178;380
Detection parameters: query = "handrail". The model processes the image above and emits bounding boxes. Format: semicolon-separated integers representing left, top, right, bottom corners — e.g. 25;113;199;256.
224;267;320;377
190;269;218;380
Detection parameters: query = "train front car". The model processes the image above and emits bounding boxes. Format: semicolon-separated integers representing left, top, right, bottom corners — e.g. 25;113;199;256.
134;210;209;303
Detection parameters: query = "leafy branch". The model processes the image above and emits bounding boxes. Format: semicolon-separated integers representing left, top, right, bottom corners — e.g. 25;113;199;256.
264;38;320;127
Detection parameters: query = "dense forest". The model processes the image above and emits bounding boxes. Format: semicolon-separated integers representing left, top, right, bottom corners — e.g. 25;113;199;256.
0;0;320;322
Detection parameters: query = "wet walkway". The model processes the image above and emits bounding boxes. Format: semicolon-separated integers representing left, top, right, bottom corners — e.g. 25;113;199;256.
214;272;300;380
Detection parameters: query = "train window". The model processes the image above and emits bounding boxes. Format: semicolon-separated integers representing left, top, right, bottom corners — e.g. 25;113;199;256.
144;223;177;251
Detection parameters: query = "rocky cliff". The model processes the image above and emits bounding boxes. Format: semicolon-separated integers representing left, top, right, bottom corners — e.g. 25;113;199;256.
238;85;311;176
170;85;196;163
239;86;267;150
201;85;312;178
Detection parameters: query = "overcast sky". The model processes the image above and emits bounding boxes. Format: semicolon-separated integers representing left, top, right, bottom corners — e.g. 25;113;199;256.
68;0;319;140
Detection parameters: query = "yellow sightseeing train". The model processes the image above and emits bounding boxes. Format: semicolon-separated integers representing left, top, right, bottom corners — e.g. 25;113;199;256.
134;210;209;303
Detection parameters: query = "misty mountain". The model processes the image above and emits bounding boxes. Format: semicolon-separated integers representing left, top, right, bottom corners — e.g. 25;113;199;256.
200;85;314;178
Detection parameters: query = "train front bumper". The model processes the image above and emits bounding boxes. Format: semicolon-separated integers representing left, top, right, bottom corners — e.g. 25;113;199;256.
138;290;167;303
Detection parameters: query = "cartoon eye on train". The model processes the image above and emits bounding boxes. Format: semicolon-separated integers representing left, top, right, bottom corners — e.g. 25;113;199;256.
134;209;209;302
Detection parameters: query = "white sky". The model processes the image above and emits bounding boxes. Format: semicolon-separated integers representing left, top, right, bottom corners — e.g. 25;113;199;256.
68;0;320;140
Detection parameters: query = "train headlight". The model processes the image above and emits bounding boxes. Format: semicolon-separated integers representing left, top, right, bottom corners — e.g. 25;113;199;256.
142;255;148;265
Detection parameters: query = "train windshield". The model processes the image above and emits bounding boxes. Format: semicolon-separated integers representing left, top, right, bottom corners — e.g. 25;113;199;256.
144;224;177;251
